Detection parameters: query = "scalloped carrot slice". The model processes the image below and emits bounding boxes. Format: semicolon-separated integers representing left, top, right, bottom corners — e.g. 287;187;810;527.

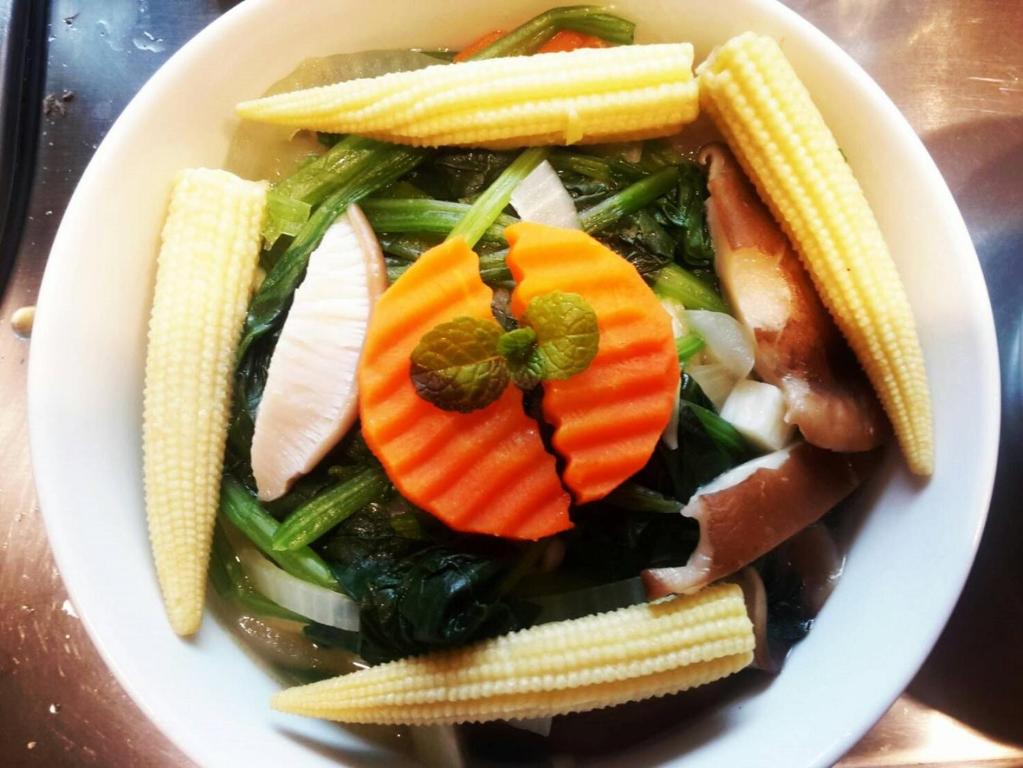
358;236;571;540
537;30;611;53
506;222;680;504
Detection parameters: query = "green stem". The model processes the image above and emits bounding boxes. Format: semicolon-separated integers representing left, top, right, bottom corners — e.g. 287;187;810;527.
448;147;549;248
471;6;635;60
479;249;513;285
238;143;425;359
262;135;373;247
219;477;339;590
685;402;749;456
604;481;682;514
379;233;442;261
653;262;729;314
362;198;517;242
272;467;390;551
675;332;705;363
578;167;678;233
209;522;305;622
548;151;613;182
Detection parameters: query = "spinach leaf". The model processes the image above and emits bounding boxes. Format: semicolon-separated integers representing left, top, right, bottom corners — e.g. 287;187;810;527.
650;374;752;503
653;160;715;268
407;149;515;202
320;504;531;663
225;329;278;478
554;505;699;584
596;208;676;278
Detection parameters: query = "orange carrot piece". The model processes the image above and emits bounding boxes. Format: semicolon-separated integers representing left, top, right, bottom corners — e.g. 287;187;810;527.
505;223;679;504
453;29;506;62
537;30;611;53
358;237;571;540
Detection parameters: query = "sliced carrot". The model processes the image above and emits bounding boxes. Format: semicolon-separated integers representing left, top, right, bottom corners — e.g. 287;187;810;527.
537;30;611;53
358;237;571;540
453;29;506;62
505;223;680;504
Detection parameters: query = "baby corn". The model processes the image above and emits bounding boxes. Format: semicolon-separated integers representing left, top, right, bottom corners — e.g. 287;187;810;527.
143;169;267;635
237;44;699;148
698;34;933;475
272;583;753;724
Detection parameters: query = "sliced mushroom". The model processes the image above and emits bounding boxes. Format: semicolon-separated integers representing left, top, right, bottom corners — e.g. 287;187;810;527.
777;523;844;616
642;442;866;597
700;143;886;452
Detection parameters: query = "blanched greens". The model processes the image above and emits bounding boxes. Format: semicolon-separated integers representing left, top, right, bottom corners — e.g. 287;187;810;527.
318;503;532;663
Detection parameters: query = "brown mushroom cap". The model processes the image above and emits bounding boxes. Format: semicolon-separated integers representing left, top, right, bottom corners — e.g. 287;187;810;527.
700;143;887;453
642;442;866;597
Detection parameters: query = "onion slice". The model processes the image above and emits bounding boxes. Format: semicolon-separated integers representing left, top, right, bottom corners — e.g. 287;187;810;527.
234;540;360;631
510;160;580;229
686;362;738;411
685;310;755;379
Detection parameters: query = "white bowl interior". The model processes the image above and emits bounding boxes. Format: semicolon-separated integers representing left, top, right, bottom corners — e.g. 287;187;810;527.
28;1;999;767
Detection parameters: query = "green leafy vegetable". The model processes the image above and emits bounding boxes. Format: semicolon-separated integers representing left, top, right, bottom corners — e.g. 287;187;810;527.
524;291;599;380
410;317;510;412
209;521;305;622
470;6;635;60
496;327;537;360
272;466;392;551
578;167;678;233
408;149;515;202
655;161;715;267
261;135;375;246
361;198;517;242
597;208;676;277
653;262;729;313
604;481;682;515
238;142;426;360
263;192;311;244
320;504;530;663
498;327;545;390
554;505;699;583
676;331;705;363
409;293;599;410
378;233;443;261
219;476;339;591
448;147;549;248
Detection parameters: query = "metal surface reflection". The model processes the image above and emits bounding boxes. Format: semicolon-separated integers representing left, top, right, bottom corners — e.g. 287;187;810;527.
0;1;1020;765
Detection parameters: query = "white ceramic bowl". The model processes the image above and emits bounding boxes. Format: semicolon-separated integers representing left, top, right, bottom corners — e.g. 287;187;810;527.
28;0;1000;766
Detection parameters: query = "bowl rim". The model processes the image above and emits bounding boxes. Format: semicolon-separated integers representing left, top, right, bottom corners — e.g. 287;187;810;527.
27;1;1000;766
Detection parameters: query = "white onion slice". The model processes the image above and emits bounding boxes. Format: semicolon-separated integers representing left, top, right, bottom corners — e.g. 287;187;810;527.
510;160;580;229
685;310;755;379
659;297;689;338
719;379;795;451
235;541;360;631
659;298;686;450
661;377;682;450
686;362;738;411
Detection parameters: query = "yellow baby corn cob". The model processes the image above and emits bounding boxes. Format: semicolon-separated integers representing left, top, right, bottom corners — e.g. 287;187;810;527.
272;583;753;724
698;34;933;475
236;44;699;149
143;168;267;635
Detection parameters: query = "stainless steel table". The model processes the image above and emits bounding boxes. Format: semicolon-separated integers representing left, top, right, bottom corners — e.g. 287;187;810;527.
1;1;1020;765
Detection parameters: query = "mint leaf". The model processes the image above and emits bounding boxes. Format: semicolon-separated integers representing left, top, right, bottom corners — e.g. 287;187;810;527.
410;317;509;412
496;328;544;390
497;328;537;361
509;353;545;390
524;292;599;380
